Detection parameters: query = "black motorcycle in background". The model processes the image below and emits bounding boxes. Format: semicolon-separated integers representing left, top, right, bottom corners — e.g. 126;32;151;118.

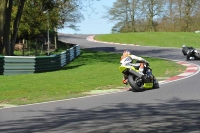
182;45;200;60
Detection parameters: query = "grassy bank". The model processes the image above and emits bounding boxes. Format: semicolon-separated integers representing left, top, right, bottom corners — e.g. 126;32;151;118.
94;32;200;48
0;50;186;105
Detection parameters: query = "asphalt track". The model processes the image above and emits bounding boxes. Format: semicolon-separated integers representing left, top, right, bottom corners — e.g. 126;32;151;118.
1;34;200;133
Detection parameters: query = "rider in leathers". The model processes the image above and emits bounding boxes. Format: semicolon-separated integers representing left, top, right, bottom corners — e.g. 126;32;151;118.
120;50;148;84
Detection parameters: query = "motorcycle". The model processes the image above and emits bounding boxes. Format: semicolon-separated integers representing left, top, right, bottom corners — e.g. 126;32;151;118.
119;61;159;92
182;45;200;60
186;49;200;60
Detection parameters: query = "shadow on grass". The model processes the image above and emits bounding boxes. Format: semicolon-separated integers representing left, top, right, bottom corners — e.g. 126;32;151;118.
81;47;182;64
61;49;122;70
58;47;184;73
1;98;200;133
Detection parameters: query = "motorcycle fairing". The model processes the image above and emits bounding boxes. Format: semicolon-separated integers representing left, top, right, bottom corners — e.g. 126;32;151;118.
119;65;154;89
143;83;153;89
119;65;142;77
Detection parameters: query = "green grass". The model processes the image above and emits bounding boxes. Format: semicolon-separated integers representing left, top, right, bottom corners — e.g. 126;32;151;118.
94;32;200;48
0;50;186;105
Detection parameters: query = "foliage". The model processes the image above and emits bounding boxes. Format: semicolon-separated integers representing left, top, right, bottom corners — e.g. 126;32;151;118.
17;0;84;40
104;0;200;33
0;0;92;55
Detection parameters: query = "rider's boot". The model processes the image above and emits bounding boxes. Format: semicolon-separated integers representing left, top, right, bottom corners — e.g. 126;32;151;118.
122;79;128;85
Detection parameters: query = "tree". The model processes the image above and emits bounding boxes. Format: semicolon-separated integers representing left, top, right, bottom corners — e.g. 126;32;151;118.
0;0;27;55
0;0;87;55
104;0;140;33
157;0;200;32
0;0;7;54
182;0;197;31
11;0;26;55
3;0;14;55
18;0;55;39
56;0;84;30
105;0;200;32
140;0;164;31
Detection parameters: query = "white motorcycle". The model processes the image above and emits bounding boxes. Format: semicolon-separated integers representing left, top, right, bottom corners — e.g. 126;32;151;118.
182;45;200;60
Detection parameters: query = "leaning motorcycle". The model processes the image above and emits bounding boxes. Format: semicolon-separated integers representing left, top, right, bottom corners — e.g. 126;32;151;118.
186;49;200;60
119;61;159;92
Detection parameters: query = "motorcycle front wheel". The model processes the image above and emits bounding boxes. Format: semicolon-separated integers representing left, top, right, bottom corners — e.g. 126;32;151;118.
186;51;192;60
128;75;145;92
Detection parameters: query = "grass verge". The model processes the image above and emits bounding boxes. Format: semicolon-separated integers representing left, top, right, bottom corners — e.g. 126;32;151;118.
0;50;186;105
94;32;200;48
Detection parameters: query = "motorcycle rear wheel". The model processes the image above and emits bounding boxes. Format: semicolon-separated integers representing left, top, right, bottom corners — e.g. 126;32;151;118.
128;75;144;92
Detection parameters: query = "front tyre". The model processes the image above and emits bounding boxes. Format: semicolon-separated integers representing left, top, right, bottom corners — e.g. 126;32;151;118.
128;75;144;92
186;55;190;60
186;50;192;60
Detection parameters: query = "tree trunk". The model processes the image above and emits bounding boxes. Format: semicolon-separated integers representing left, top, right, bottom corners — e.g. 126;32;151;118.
3;0;13;56
0;0;8;54
11;0;26;55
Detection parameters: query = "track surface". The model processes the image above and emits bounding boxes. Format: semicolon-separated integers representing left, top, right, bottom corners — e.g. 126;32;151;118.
1;34;200;133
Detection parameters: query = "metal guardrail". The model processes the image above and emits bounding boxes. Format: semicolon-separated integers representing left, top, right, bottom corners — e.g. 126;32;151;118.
0;44;80;75
0;56;4;75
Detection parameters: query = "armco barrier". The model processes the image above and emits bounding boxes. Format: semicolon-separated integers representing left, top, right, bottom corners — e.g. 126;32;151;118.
0;44;80;75
35;55;61;73
0;56;4;75
4;56;35;75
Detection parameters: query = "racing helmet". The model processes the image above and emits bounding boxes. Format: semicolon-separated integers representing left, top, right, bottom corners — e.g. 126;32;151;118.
121;50;131;61
123;50;130;56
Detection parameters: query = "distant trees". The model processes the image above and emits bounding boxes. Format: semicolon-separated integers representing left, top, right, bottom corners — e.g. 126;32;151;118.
158;0;200;32
140;0;164;31
104;0;139;33
104;0;200;33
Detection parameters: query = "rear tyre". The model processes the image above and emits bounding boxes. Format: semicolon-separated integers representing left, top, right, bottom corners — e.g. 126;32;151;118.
128;75;144;92
153;77;159;89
